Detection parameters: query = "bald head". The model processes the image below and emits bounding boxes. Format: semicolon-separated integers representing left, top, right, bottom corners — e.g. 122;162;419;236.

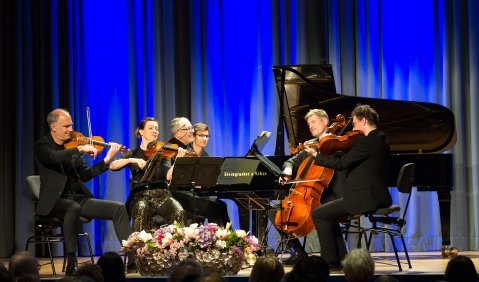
48;108;73;144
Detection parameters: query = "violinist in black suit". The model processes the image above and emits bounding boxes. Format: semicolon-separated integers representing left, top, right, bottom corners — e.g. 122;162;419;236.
307;105;392;271
34;109;135;274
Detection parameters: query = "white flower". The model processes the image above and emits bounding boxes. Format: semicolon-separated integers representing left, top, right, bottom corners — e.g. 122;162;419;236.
138;230;153;242
121;240;130;247
235;230;247;238
216;229;229;240
215;240;227;249
225;222;232;231
184;226;197;239
189;223;199;229
162;233;173;247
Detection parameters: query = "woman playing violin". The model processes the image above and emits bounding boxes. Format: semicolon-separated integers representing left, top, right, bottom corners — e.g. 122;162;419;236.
267;109;347;265
109;117;186;231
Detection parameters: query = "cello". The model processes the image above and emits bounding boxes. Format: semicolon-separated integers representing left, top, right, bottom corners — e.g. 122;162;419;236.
274;114;360;237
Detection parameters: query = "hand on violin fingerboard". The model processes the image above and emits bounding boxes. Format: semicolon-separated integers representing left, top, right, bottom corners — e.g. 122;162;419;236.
78;145;98;159
103;143;121;164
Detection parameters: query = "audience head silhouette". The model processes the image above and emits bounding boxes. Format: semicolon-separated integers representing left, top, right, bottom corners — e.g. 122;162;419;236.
168;258;203;282
283;255;330;282
0;262;9;282
444;255;478;282
74;263;104;282
97;252;126;282
8;251;40;282
343;249;375;282
249;256;284;282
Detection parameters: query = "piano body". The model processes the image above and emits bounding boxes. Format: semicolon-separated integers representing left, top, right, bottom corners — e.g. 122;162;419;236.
273;64;456;246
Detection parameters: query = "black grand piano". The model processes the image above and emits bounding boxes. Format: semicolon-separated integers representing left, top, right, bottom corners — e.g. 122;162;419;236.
273;64;456;246
194;64;455;247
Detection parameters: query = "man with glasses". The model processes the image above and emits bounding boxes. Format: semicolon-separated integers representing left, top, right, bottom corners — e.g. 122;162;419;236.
167;117;230;226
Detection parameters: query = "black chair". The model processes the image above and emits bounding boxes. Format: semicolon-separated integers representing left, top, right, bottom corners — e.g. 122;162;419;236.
25;175;94;276
362;163;416;271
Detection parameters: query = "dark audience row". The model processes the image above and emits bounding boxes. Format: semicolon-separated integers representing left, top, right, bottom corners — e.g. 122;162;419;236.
0;250;477;282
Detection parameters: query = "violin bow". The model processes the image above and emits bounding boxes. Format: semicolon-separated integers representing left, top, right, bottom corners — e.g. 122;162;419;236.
86;106;93;147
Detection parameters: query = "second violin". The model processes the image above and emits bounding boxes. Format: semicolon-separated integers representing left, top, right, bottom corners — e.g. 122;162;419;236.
144;141;197;160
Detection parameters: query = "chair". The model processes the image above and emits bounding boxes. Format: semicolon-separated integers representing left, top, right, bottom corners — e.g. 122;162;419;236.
24;175;94;276
362;163;415;271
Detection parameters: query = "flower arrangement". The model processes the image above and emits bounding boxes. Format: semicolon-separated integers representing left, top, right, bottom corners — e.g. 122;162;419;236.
122;222;261;275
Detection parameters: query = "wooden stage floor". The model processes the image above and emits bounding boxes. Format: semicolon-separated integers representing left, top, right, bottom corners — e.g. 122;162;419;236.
3;251;479;281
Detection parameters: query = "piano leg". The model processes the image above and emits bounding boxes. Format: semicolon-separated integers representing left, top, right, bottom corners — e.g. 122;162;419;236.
437;191;451;246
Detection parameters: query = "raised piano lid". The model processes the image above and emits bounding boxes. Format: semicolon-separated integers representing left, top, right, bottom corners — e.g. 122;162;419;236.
273;64;457;154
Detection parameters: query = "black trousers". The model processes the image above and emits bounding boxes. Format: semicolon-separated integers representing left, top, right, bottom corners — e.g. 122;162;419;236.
171;190;230;226
311;197;349;265
49;197;132;254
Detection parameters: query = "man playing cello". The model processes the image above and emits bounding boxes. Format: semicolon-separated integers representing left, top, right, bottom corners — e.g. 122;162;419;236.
268;109;346;265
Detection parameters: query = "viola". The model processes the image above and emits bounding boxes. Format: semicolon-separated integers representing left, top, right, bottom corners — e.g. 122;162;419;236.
290;114;347;155
64;131;131;155
144;141;197;160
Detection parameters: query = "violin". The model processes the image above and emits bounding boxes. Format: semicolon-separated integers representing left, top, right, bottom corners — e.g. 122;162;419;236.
64;131;131;155
144;141;197;160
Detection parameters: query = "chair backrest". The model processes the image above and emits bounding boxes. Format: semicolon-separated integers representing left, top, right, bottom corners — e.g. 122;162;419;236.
26;175;41;202
396;163;415;194
396;163;415;221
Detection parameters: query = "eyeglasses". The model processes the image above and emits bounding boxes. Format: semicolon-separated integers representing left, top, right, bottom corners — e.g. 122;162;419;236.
178;127;194;132
196;134;210;138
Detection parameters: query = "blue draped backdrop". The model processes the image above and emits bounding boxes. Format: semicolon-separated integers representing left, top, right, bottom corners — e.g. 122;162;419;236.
7;0;478;257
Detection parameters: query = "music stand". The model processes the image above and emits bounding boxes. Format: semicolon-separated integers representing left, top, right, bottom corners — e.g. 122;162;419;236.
170;157;224;189
140;152;165;182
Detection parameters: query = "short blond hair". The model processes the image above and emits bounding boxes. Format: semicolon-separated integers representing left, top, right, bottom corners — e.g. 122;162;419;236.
304;109;329;122
342;249;375;282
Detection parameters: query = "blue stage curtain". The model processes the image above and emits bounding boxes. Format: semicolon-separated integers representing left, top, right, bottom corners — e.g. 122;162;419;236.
9;0;478;257
325;0;479;251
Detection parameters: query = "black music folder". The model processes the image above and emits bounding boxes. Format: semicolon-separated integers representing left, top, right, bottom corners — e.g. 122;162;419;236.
247;131;283;177
170;157;224;188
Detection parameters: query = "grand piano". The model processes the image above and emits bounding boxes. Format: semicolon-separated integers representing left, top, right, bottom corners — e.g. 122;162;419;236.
193;64;455;247
273;64;456;246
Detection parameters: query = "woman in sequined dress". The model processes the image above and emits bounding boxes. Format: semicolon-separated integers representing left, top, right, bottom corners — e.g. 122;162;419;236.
110;117;186;231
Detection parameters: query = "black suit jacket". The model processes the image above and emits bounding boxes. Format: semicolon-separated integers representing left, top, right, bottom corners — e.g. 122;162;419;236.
34;134;109;216
313;129;392;214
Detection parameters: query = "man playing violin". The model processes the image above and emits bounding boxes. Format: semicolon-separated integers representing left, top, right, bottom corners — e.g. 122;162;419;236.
167;117;230;226
109;117;187;232
34;109;135;274
306;104;392;271
267;109;346;265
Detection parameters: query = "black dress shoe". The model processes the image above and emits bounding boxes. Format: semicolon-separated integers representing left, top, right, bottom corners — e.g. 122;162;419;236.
65;255;78;275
